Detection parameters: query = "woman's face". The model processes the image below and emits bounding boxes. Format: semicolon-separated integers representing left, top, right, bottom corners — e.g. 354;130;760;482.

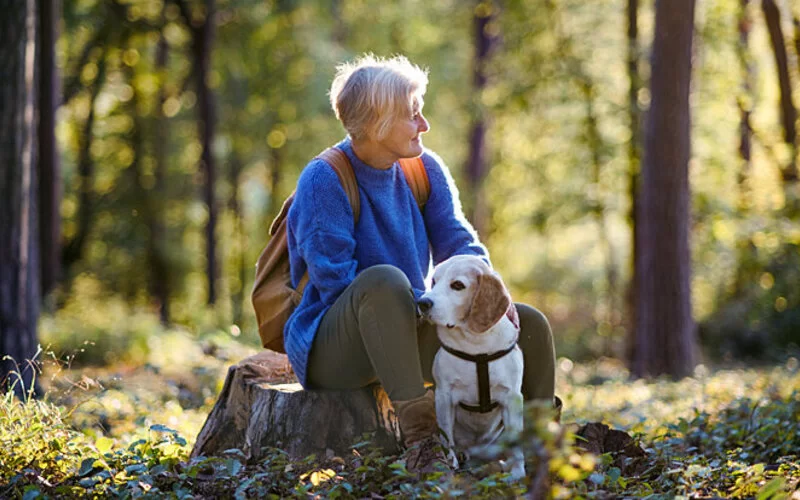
376;96;430;159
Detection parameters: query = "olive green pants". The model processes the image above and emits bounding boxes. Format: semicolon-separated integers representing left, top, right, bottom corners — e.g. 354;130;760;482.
307;265;556;403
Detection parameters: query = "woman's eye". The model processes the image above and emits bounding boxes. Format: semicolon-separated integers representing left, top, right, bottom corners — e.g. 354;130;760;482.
450;281;465;291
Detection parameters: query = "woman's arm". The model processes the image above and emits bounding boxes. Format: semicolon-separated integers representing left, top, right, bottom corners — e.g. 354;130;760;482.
420;151;490;266
287;160;358;306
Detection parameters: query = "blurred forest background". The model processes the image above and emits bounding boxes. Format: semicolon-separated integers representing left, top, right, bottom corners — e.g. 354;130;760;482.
3;0;800;390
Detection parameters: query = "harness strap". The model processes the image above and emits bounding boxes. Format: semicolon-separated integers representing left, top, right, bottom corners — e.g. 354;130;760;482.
440;342;517;414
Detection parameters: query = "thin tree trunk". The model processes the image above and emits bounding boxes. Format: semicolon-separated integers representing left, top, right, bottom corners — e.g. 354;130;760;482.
631;0;698;379
197;0;218;306
174;0;219;305
269;147;284;217
228;152;245;327
149;27;171;325
0;0;42;400
762;0;798;184
738;0;754;207
330;0;346;45
733;0;758;298
581;81;619;356
625;0;641;363
62;52;106;274
465;0;499;238
38;0;61;300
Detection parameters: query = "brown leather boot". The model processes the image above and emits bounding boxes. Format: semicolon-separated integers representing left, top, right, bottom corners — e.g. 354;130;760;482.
393;390;452;474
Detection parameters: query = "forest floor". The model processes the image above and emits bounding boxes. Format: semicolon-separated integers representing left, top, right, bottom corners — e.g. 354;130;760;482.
2;330;799;498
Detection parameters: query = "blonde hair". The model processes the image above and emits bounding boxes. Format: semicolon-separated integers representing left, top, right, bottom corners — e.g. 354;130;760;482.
329;54;429;140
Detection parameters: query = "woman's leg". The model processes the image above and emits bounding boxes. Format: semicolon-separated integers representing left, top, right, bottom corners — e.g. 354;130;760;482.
306;264;426;402
307;264;448;472
516;303;556;402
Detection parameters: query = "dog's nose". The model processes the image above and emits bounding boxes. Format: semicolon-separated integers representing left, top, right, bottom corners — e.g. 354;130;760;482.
417;297;433;315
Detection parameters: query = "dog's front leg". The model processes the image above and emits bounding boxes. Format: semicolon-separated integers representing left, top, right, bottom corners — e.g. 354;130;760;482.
434;387;458;468
501;392;526;480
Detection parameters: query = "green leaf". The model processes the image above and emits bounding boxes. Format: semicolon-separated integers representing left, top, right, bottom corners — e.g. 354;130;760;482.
589;472;606;485
95;436;114;454
22;487;41;500
78;457;96;477
756;478;786;500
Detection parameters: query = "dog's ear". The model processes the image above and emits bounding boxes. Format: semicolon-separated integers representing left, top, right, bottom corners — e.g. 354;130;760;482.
465;272;512;333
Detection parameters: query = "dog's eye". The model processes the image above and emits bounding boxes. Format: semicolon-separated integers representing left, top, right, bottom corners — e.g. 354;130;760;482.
450;280;466;291
431;278;436;287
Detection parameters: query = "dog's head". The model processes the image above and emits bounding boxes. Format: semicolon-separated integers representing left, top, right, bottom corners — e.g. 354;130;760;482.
418;255;513;334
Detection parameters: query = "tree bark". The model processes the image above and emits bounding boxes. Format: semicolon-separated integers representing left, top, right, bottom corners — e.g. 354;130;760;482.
228;152;245;327
581;80;619;356
148;26;171;325
0;0;42;400
631;0;698;379
625;0;641;363
61;51;106;275
762;0;798;183
465;0;500;238
191;352;401;461
174;0;219;306
38;0;61;300
738;0;753;207
196;0;219;306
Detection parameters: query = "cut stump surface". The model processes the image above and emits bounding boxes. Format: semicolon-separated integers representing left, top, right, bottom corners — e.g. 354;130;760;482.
191;351;401;461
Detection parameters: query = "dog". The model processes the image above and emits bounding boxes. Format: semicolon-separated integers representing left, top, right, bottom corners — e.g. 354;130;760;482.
418;254;525;479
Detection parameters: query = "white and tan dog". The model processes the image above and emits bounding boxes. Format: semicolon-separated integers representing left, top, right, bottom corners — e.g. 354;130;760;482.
418;255;525;479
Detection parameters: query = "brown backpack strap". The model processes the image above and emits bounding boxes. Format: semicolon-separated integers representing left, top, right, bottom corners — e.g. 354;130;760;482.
398;157;430;210
316;147;361;222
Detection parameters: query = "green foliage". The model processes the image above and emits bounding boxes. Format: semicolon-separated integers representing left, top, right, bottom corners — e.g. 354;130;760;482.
701;241;800;361
3;358;799;498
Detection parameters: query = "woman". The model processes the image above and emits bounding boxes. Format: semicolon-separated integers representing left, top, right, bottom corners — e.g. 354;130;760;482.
285;54;557;472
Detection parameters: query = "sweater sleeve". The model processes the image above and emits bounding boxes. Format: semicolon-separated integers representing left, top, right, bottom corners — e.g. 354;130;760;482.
420;151;490;266
288;160;358;306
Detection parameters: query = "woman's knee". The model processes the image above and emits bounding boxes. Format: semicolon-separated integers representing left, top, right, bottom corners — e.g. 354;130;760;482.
355;264;411;290
352;265;414;307
516;303;554;351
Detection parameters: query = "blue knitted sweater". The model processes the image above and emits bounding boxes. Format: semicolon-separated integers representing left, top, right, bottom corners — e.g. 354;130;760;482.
285;137;488;386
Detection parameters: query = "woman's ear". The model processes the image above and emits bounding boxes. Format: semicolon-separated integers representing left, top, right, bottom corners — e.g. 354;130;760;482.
464;272;511;333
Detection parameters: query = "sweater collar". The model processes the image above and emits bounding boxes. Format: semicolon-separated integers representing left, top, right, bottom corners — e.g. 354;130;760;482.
337;137;399;188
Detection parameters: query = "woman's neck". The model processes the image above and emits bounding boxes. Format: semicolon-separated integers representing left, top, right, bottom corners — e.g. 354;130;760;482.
350;136;397;170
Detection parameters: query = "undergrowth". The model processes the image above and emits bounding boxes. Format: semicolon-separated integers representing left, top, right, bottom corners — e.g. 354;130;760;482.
1;353;799;499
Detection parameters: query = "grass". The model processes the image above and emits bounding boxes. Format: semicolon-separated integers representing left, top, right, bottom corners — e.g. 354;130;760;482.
1;333;799;498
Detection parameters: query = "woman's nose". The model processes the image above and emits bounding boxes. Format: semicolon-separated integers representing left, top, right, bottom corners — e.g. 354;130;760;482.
417;113;430;133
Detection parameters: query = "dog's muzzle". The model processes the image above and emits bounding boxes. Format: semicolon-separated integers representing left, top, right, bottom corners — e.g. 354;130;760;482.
417;297;433;319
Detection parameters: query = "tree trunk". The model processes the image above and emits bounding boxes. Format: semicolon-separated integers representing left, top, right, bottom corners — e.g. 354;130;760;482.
196;0;219;306
581;81;619;356
38;0;61;300
625;0;641;363
0;0;42;400
762;0;798;184
191;352;401;461
630;0;698;379
465;0;499;238
174;0;219;306
149;26;171;325
737;0;754;207
61;50;106;276
228;152;245;327
733;0;759;298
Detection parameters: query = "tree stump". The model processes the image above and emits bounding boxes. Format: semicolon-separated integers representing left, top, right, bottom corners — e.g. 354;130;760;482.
191;351;402;461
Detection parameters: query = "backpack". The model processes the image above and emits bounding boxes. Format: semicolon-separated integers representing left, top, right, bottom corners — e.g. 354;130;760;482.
252;146;431;353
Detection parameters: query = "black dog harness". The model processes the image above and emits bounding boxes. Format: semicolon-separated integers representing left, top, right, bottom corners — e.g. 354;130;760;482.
440;341;518;414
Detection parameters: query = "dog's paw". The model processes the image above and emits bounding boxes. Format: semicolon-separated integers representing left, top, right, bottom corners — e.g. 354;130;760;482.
499;459;526;481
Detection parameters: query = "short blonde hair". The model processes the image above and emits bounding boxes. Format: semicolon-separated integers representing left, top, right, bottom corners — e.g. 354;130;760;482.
329;54;429;140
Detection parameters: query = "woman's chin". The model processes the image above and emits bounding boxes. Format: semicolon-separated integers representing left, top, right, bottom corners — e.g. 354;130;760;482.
406;142;423;157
